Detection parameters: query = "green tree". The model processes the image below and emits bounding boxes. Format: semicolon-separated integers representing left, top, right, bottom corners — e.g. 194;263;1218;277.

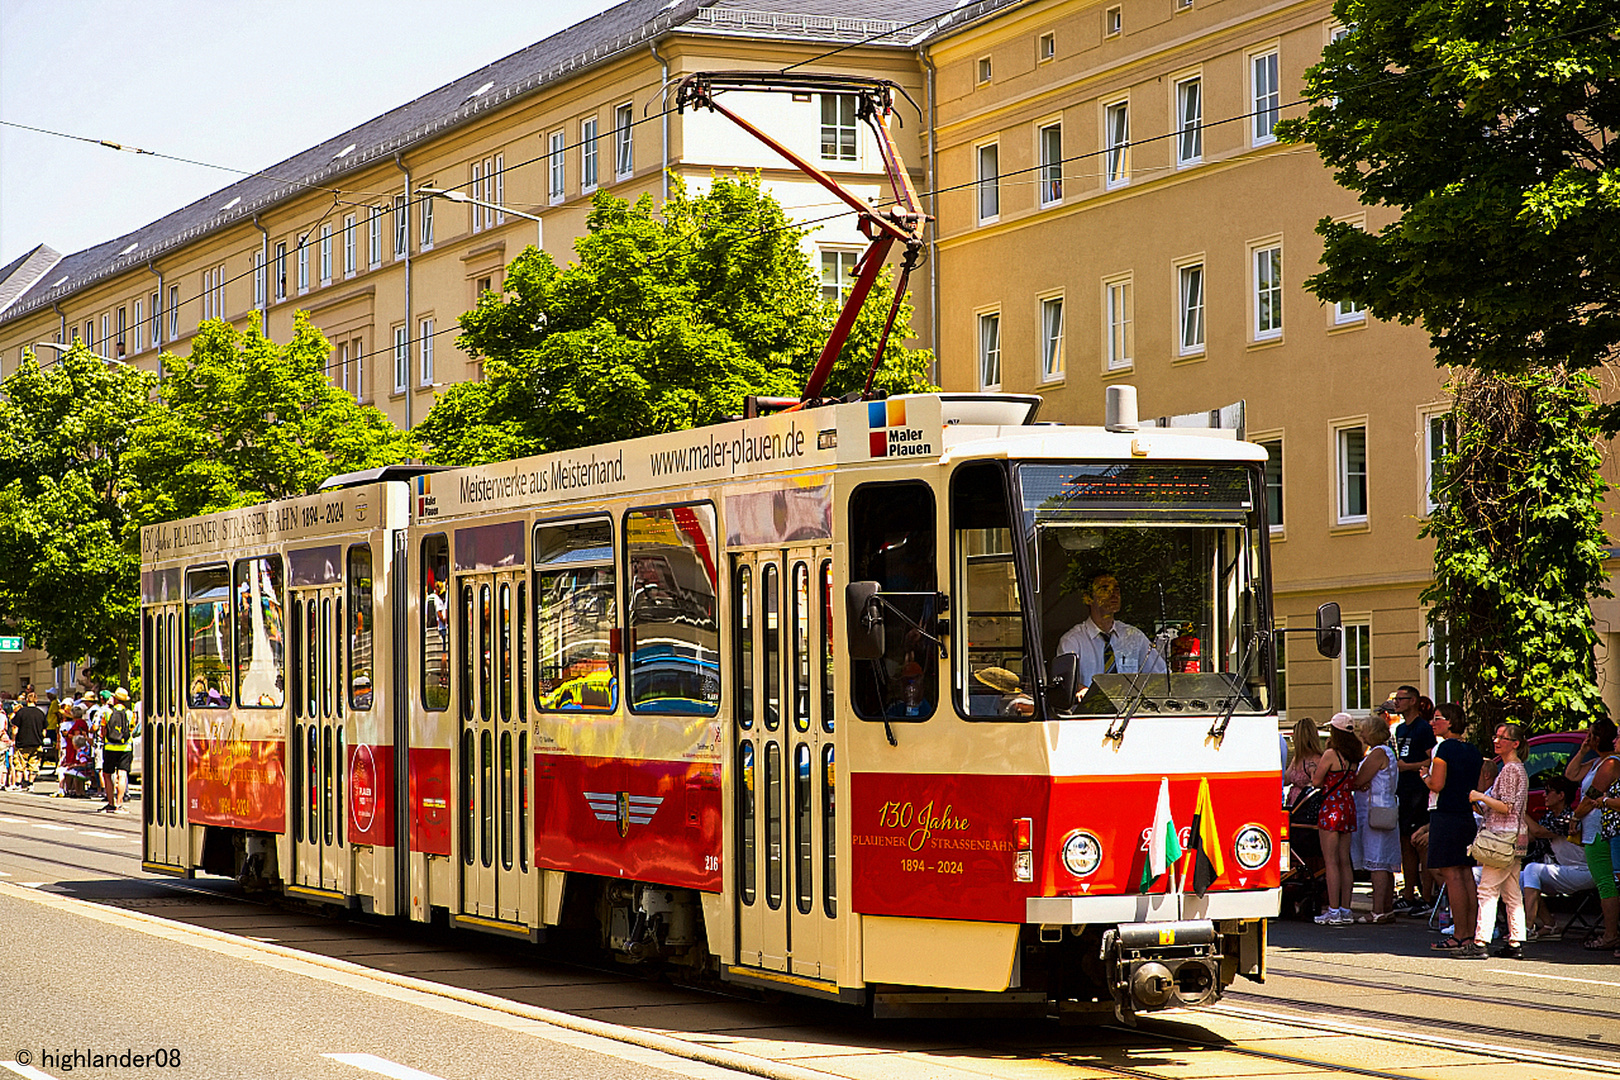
416;177;935;465
1282;0;1620;733
0;345;159;681
126;314;416;526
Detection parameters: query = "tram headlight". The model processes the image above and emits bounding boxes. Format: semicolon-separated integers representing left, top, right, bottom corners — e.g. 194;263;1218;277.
1234;825;1272;870
1060;830;1102;878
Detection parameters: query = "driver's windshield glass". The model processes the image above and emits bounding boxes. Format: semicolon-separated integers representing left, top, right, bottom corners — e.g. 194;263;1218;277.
1019;462;1269;716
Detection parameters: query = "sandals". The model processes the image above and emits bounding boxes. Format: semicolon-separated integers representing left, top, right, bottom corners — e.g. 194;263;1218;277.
1526;924;1554;942
1431;935;1466;951
1354;912;1396;924
1582;936;1620;951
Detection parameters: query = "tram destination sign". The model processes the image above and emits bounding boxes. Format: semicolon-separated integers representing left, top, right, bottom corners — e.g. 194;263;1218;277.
0;636;22;652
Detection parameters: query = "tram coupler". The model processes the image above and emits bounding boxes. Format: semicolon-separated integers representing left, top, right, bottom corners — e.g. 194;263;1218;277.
1101;919;1221;1024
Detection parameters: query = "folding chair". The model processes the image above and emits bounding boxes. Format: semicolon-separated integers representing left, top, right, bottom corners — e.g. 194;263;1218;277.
1559;889;1601;941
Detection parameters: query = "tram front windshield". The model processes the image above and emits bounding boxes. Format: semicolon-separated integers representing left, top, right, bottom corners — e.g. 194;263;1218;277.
956;460;1271;719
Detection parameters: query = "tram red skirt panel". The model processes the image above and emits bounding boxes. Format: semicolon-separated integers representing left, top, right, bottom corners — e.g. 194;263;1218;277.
186;736;285;832
534;755;722;891
346;742;394;847
850;772;1284;922
409;747;453;856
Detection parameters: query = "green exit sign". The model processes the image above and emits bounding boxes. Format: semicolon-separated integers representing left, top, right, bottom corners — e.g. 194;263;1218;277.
0;637;23;652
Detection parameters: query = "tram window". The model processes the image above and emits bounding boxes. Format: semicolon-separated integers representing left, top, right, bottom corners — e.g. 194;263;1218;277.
765;741;782;909
322;724;334;847
499;583;513;722
480;729;494;869
168;612;178;717
334;598;344;718
185;566;232;708
168;723;180;827
307;724;319;842
762;564;780;730
533;518;617;712
479;585;493;722
336;725;345;847
421;534;451;711
459;584;475;722
460;728;475;866
148;723;159;827
500;730;514;871
848;482;938;722
322;597;333;719
232;555;286;709
290;599;304;720
292;726;303;843
791;562;811;733
625;503;721;716
823;744;836;917
142;614;154;718
952;462;1030;719
794;742;812;914
306;601;319;719
738;740;756;905
518;731;529;872
153;614;165;719
516;582;527;720
734;563;753;729
819;560;834;733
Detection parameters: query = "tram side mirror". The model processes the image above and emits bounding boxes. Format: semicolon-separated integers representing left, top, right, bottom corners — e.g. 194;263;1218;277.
846;581;885;660
1316;602;1343;659
1049;652;1079;709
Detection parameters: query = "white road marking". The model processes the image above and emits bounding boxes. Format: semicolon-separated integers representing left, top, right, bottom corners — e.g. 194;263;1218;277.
17;883;45;888
1;1062;57;1079
1484;967;1620;988
0;817;26;823
78;830;121;839
32;824;70;831
324;1053;451;1080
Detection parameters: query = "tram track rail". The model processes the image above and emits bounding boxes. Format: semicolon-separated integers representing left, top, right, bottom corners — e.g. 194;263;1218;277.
1254;964;1620;1027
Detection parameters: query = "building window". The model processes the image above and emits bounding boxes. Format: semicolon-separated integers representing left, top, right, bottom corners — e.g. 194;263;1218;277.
1038;32;1055;61
820;94;857;161
150;291;162;345
1105;277;1133;370
1178;262;1205;355
1253;50;1280;145
275;242;287;300
344;214;356;276
1176;77;1202;165
1335;296;1364;324
1274;623;1287;712
84;320;94;349
1105;5;1122;36
581;118;598;190
320;225;333;285
169;285;179;340
1254;244;1283;340
1039;296;1064;382
369;207;382;268
297;238;309;294
820;249;858;303
419;318;435;386
978;312;1001;389
471;161;483;232
1259;438;1283;529
393;195;408;257
1038;122;1063;206
493;154;504;221
202;265;224;320
102;314;110;347
1337;425;1368;523
252;253;264;309
1425;412;1454;513
615;103;634;177
352;337;365;400
977;56;993;83
1341;621;1371;713
1428;619;1466;703
116;306;126;354
338;341;351;395
1104;101;1130;187
976;143;999;222
393;326;408;393
549;131;565;201
419;191;434;249
132;299;144;353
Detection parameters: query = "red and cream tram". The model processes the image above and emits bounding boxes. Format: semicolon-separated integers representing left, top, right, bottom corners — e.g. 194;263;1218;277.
139;386;1337;1018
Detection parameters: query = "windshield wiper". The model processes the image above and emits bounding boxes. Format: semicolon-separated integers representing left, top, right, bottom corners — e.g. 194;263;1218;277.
1208;630;1262;740
1105;673;1153;742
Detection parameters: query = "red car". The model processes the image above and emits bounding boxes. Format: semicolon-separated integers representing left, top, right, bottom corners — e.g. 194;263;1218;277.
1520;731;1584;819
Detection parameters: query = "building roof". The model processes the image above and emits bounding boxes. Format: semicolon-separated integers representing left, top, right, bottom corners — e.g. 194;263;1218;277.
0;244;62;318
1;0;940;329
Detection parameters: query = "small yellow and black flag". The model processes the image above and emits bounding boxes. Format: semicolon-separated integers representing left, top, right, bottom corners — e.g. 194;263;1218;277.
1188;776;1225;897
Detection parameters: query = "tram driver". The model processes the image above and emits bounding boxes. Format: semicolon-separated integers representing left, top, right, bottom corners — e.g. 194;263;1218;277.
1054;571;1166;693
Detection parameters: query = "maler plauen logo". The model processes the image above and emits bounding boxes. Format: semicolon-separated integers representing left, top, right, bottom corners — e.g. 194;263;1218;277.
867;400;933;458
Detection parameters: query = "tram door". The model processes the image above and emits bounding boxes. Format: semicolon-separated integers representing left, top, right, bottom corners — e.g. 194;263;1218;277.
732;547;837;980
457;570;532;924
290;586;347;895
142;603;187;869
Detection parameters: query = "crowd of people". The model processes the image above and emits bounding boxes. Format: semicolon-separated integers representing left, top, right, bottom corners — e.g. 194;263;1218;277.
0;684;138;813
1285;685;1620;961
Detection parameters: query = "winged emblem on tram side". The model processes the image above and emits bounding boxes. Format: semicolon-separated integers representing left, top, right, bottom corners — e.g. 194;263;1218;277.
584;792;664;838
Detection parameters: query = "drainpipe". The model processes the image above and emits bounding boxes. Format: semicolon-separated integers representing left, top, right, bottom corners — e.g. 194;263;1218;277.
922;48;940;386
394;151;414;432
50;301;66;347
252;214;270;337
650;41;670;203
148;260;165;382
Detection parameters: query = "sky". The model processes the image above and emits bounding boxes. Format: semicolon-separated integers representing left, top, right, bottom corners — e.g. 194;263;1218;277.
0;0;610;268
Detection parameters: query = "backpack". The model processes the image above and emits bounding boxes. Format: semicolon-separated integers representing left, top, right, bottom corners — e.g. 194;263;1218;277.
104;706;131;747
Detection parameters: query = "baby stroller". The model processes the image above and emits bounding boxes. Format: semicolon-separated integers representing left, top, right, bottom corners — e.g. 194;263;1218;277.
1280;789;1328;919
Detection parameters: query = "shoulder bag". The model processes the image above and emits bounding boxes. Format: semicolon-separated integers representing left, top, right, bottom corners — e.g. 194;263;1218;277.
1468;827;1518;869
1368;804;1398;831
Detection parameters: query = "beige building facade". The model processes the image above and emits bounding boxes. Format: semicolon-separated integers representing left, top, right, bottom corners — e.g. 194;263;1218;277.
920;0;1620;723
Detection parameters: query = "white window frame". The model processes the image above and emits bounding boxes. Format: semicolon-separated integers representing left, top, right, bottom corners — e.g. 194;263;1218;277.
253;252;265;310
977;310;1002;390
1252;241;1283;341
393;325;409;393
1255;434;1283;532
275;242;287;300
1104;98;1130;188
297;238;309;294
581;118;599;191
419;190;434;250
1037;121;1063;207
471;161;484;232
369;206;382;269
1423;409;1454;515
339;341;351;395
101;313;110;345
150;291;162;345
393;195;408;258
168;285;179;340
820;94;858;162
343;214;356;277
819;248;858;304
419;317;435;387
132;299;144;353
320;225;333;285
1038;294;1064;383
976;142;999;223
615;103;634;178
352;337;365;401
1175;75;1202;166
549;131;566;202
1177;260;1206;356
1103;274;1133;371
1038;32;1055;62
977;56;993;84
1335;421;1369;525
1105;5;1122;36
1251;48;1280;147
1340;619;1372;715
1426;617;1466;704
492;154;504;223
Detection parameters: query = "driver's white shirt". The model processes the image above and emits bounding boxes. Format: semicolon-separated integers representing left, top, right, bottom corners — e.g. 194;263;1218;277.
1056;617;1166;686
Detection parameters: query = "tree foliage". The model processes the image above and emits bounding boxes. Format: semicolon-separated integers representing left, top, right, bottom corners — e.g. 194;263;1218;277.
416;177;935;465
